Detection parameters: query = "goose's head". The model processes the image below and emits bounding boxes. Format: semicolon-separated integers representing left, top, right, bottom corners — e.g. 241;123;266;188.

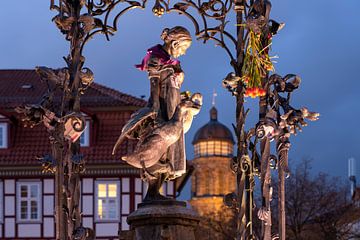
179;92;202;133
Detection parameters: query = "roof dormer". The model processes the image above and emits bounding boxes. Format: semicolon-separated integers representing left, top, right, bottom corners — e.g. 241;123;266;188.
0;114;9;149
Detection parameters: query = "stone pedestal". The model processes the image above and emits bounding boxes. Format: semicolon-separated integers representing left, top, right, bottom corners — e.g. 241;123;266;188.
124;200;200;240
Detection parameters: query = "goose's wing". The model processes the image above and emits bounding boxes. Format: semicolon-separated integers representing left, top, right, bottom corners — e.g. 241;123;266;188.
112;107;156;155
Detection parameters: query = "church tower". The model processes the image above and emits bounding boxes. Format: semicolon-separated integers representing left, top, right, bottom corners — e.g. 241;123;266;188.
190;106;236;216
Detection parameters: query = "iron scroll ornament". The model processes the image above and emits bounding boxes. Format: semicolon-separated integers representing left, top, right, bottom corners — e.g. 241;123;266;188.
42;0;319;239
80;0;319;239
82;0;239;64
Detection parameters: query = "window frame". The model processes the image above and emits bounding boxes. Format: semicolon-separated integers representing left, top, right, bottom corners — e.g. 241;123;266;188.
16;181;42;223
95;180;120;222
0;122;8;149
80;120;90;147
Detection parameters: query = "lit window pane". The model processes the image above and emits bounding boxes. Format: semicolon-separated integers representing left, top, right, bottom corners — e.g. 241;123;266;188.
214;141;221;155
98;184;107;197
199;142;206;155
108;184;117;197
31;201;38;219
228;143;233;155
21;201;28;219
30;185;38;198
221;144;228;154
98;199;105;219
21;185;28;198
194;144;199;157
208;141;214;155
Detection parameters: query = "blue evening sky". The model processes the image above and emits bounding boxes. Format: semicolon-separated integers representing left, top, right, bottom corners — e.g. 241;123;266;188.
1;1;360;199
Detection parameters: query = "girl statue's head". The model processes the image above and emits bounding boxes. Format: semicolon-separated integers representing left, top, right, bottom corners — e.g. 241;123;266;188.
161;26;192;58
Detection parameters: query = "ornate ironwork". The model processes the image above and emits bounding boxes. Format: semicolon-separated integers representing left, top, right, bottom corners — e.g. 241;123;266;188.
83;0;319;239
15;0;99;239
14;0;319;239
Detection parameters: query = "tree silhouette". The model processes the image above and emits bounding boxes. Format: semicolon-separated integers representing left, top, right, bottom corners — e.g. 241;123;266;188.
270;159;360;240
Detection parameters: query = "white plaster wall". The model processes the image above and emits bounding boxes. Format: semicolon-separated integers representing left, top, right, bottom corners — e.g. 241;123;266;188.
135;195;142;210
122;178;129;192
96;223;119;237
44;195;54;215
142;182;148;199
4;180;15;194
82;178;93;193
135;178;142;193
167;181;174;196
43;179;54;194
18;224;41;237
4;218;15;238
83;217;93;229
121;217;129;230
5;196;15;216
82;195;93;215
44;217;55;238
160;184;166;195
121;195;130;214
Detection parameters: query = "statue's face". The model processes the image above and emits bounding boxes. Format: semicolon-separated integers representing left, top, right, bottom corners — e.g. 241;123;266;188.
170;40;191;58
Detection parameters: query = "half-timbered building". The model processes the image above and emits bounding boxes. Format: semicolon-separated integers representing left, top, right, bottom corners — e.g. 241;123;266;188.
0;70;178;239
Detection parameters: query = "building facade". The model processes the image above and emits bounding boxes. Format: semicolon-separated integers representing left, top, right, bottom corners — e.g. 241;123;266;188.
0;70;176;239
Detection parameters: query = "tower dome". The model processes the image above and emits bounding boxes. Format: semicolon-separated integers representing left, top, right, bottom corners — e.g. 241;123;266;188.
192;107;234;158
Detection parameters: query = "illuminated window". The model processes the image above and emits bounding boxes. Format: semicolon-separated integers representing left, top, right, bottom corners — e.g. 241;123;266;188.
194;141;233;157
199;142;206;154
194;144;200;158
214;141;221;155
0;123;8;149
95;181;120;221
16;182;42;222
207;141;215;155
80;120;90;147
221;143;228;154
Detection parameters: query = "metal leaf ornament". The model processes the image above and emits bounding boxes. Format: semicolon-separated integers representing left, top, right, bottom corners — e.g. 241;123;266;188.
35;66;70;88
269;73;301;93
222;72;241;95
37;154;57;173
173;2;189;11
78;14;96;35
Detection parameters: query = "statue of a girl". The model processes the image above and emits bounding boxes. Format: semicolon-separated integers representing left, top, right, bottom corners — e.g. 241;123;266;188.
137;26;191;200
113;26;193;201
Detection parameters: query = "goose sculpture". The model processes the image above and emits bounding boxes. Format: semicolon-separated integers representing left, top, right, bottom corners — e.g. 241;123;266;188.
112;93;202;172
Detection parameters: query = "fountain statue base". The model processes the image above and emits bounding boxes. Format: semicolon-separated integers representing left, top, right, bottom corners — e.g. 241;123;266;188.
120;200;200;240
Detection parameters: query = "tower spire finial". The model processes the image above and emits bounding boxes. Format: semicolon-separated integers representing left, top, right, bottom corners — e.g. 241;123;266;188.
212;89;217;107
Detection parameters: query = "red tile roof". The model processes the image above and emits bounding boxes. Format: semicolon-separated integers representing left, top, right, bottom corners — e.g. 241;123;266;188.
0;69;146;108
0;69;145;167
